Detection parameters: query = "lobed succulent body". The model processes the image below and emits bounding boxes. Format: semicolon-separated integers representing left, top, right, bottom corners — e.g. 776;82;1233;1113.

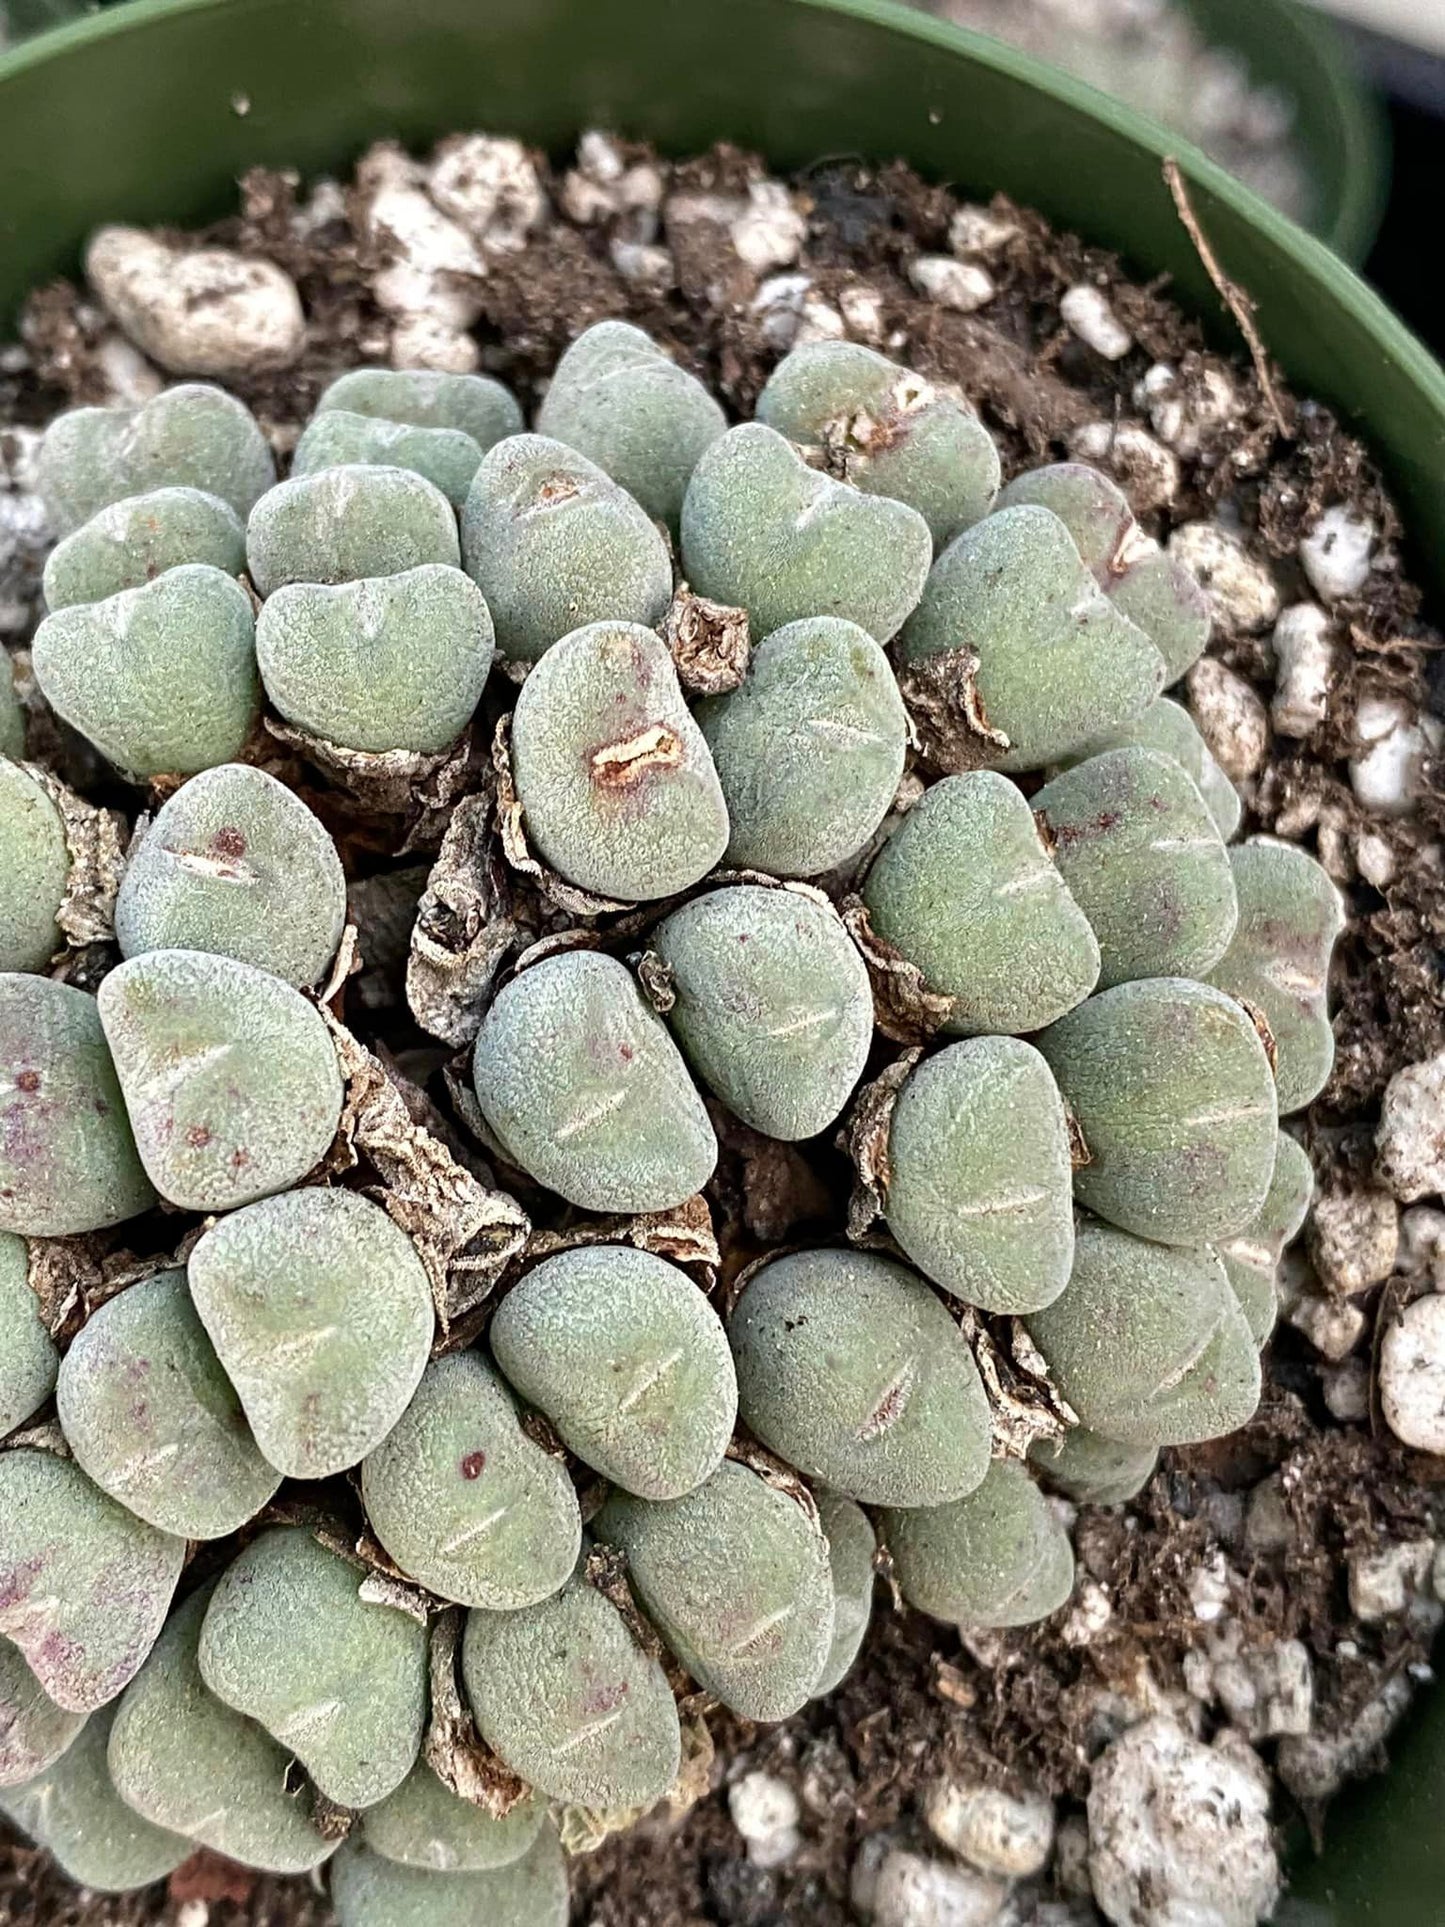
0;758;68;973
862;770;1101;1034
36;383;275;535
42;486;246;611
509;620;728;901
462;1562;683;1808
536;320;727;526
115;763;347;987
695;615;909;877
652;884;874;1140
256;563;495;753
32;564;260;780
1;304;1345;1915
461;434;672;663
487;1245;736;1501
0;1230;58;1436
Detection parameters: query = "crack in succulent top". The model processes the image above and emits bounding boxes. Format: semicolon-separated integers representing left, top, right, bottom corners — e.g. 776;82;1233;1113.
589;724;684;789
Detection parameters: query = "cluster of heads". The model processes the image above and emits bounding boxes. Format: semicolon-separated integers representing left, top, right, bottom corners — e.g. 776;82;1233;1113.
1;317;1341;1923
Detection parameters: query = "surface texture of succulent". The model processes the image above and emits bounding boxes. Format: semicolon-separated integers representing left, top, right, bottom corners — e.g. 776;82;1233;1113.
0;222;1341;1927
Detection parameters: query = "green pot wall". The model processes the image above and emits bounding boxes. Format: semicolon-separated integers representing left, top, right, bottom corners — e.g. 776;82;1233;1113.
0;0;1439;1915
1170;0;1387;261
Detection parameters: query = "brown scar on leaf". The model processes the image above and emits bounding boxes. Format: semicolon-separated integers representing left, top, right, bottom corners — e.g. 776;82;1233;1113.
492;714;630;918
658;584;751;696
590;723;684;787
725;1428;821;1529
584;1543;665;1664
1065;1103;1093;1171
1235;994;1280;1076
840;896;956;1046
23;763;128;959
954;1306;1077;1458
424;1608;532;1817
839;1047;922;1240
896;645;1012;775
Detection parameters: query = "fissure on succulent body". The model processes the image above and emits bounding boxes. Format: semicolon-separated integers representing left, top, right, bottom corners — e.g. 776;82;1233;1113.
0;292;1341;1925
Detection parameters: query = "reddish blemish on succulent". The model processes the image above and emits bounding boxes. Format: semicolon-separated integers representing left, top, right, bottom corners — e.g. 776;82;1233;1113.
211;826;247;860
15;1070;40;1093
460;1451;487;1481
187;1125;214;1150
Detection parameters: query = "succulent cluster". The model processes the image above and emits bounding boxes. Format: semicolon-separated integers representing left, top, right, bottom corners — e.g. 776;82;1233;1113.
1;322;1342;1919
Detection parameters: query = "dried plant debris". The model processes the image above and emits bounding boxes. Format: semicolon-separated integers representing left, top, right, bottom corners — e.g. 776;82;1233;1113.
2;121;1444;1927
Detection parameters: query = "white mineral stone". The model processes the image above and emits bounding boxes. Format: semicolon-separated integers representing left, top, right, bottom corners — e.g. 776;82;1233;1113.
909;256;996;314
1349;695;1442;818
924;1779;1055;1878
85;226;304;378
1066;422;1179;515
1398;1208;1445;1288
839;284;887;343
731;180;808;274
949;204;1020;258
1188;1553;1233;1625
1347;1540;1435;1620
1277;1676;1414;1802
1054;1812;1092;1897
1169;523;1281;634
871;1849;1013;1927
1;427;49;636
355;144;485;370
428;134;547;253
94;333;163;407
1206;1629;1313;1740
729;1769;802;1870
1288;1293;1367;1362
1185;658;1270;784
1243;1478;1292;1558
751;273;844;349
1086;1716;1279;1927
1269;602;1334;738
1308;1186;1399;1296
1135;361;1236;457
1322;1359;1371;1423
1300;505;1376;603
1060;285;1133;361
1061;1578;1114;1648
1376;1051;1445;1204
610;238;675;289
1380;1296;1445;1455
1355;828;1397;889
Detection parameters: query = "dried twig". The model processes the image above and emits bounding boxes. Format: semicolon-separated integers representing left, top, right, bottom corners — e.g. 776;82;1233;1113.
1163;157;1289;439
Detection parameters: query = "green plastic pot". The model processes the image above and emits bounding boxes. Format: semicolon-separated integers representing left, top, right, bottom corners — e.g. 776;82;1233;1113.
0;0;1438;1915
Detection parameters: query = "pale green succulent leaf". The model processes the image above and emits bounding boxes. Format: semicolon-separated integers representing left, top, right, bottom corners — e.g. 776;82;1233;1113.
862;770;1100;1035
695;615;908;878
461;434;672;664
509;620;728;902
681;422;933;642
597;1461;834;1722
881;1458;1075;1629
97;950;344;1213
115;763;347;988
653;885;873;1140
246;464;460;595
292;411;484;507
0;975;156;1237
188;1187;434;1482
31;565;259;780
0;1449;184;1713
57;1268;281;1540
729;1248;991;1507
885;1035;1076;1313
330;1827;569;1927
42;487;246;611
360;1352;581;1609
488;1244;736;1501
0;759;67;974
472;950;717;1215
198;1527;428;1810
0;1230;58;1437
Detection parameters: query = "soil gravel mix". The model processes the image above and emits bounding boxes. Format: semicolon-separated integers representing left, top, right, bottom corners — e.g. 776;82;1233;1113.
2;134;1443;1927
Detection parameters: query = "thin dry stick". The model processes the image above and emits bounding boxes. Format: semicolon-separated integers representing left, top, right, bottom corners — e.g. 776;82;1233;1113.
1163;156;1290;439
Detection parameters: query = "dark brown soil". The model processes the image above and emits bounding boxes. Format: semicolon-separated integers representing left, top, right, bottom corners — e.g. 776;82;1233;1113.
3;139;1443;1927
